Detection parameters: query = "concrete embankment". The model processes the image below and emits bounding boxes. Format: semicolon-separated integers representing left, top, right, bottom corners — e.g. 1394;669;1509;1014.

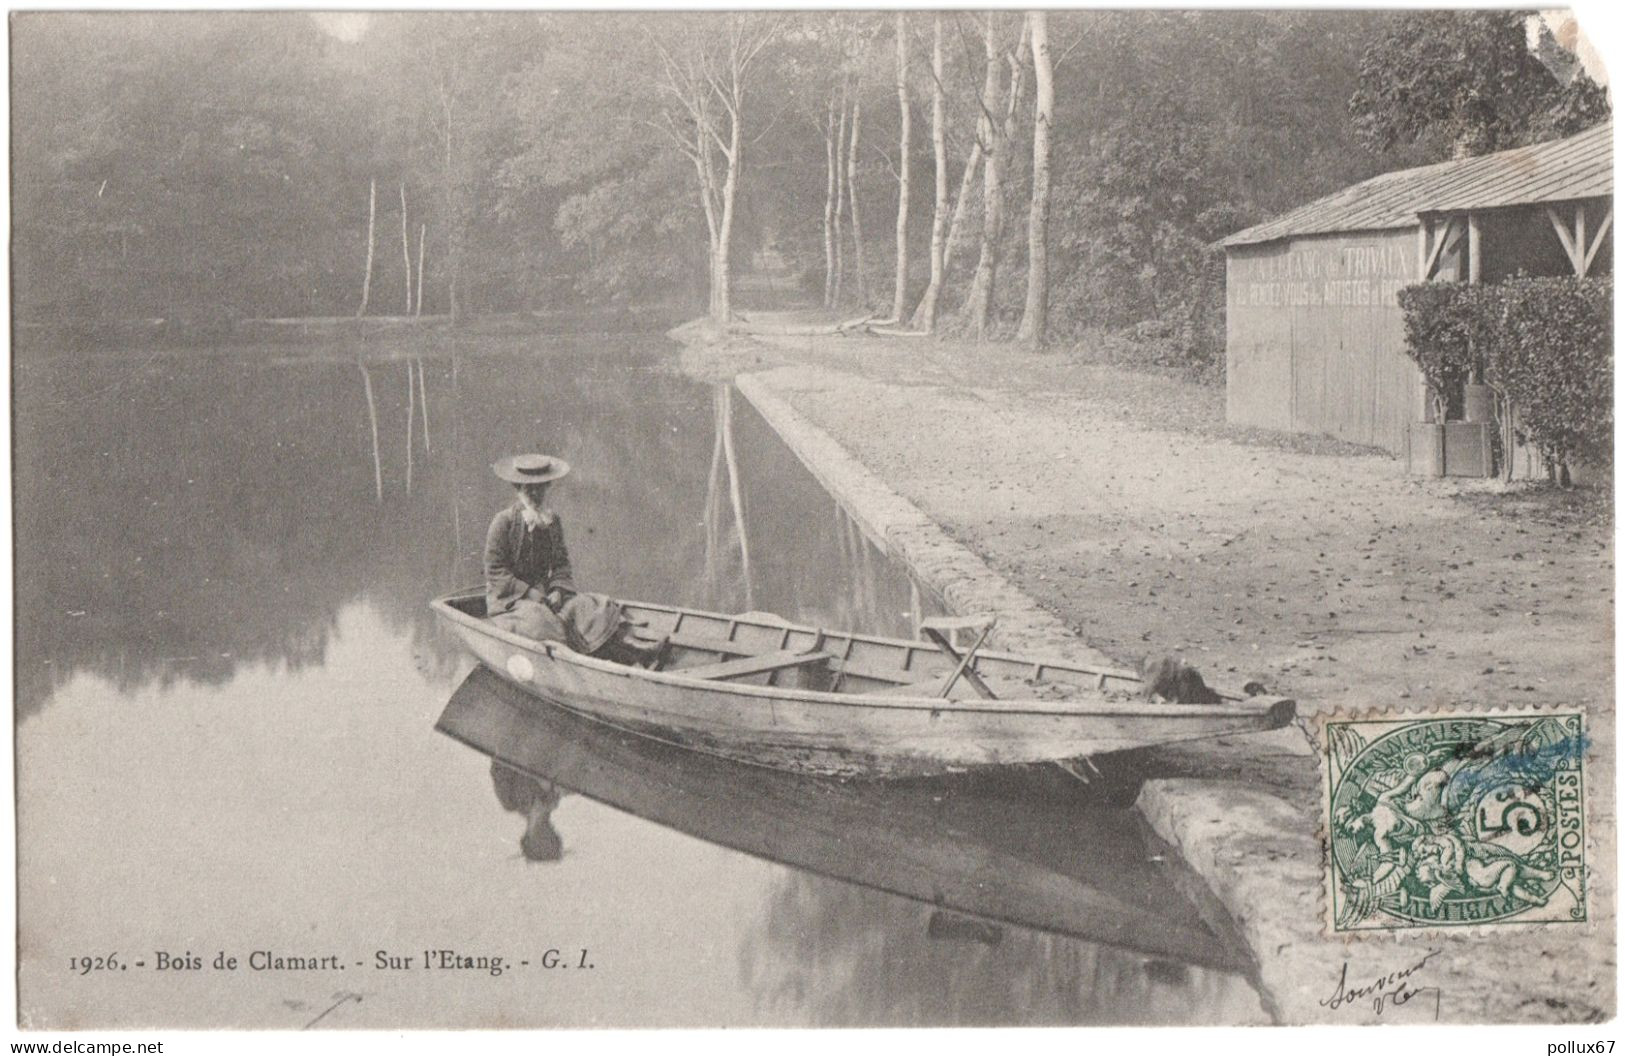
736;373;1117;670
673;318;1614;1025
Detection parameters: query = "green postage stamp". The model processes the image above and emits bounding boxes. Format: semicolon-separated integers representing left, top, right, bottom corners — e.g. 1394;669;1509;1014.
1322;710;1587;933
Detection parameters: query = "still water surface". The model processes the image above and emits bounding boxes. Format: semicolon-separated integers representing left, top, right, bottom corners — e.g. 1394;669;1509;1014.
16;329;1267;1027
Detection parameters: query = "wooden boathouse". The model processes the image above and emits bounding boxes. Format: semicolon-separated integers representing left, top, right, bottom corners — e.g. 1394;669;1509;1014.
1221;121;1612;468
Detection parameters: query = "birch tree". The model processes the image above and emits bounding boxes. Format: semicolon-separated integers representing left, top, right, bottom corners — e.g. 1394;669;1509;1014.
357;177;376;316
399;181;413;314
846;95;867;308
649;13;781;324
909;14;950;332
831;76;848;306
889;12;912;323
962;14;1029;341
1016;11;1053;346
822;88;838;307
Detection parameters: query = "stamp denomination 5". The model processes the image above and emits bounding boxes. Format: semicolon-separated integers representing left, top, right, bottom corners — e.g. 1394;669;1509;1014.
1321;710;1587;932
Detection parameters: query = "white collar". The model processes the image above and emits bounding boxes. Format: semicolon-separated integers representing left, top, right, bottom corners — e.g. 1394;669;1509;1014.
517;504;555;531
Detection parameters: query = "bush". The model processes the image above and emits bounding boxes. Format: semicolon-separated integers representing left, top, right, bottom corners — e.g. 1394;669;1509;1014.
1399;276;1612;473
1396;282;1484;420
1090;304;1226;384
1482;276;1612;472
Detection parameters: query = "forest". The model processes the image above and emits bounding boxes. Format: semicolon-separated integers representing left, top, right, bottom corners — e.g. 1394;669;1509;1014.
11;10;1607;369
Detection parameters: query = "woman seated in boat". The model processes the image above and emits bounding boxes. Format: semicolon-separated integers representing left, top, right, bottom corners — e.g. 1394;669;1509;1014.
484;453;667;667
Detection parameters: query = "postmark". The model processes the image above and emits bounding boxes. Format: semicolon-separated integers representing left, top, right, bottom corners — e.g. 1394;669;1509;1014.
1321;710;1587;933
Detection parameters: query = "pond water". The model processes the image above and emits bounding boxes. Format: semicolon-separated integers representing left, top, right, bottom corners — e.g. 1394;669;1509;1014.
15;328;1267;1027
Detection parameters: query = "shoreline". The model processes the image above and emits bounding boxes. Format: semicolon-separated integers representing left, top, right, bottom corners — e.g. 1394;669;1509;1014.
669;313;1615;1025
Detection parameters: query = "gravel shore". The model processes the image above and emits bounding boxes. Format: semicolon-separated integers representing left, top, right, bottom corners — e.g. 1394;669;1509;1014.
675;315;1615;1024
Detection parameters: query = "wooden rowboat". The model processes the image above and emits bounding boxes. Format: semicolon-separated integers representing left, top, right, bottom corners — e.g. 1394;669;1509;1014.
429;588;1296;780
436;666;1258;976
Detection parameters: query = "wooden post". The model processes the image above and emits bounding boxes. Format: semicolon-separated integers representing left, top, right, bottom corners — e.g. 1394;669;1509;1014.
1576;204;1586;273
1467;213;1481;284
1467;212;1482;387
1413;219;1434;423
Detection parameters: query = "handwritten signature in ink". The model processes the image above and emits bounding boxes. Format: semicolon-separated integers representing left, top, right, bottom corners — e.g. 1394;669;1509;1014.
1320;950;1442;1020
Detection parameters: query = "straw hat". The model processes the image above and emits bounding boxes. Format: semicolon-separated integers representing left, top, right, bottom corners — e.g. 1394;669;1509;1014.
491;453;571;485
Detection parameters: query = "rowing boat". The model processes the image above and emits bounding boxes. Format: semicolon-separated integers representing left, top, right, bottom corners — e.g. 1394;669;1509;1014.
435;666;1257;975
429;588;1295;780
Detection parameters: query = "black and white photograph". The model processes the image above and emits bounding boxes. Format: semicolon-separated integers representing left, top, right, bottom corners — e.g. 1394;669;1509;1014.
7;5;1616;1040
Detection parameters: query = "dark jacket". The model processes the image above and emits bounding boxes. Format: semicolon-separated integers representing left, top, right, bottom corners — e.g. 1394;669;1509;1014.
484;503;578;615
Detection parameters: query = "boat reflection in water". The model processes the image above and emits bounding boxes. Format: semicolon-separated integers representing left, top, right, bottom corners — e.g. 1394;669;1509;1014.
439;667;1267;1023
489;759;568;863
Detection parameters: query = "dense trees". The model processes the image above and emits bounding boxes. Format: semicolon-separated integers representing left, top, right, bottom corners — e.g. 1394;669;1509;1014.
1349;10;1609;158
12;10;1608;365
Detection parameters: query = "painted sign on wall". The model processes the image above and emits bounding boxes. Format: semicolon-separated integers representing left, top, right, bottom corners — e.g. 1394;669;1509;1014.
1226;229;1423;455
1227;241;1415;309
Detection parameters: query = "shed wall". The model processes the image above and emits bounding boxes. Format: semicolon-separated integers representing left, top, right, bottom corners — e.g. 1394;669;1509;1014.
1226;229;1422;454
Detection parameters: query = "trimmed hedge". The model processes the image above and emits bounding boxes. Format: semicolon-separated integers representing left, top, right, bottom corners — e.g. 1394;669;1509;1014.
1396;282;1484;421
1398;276;1612;474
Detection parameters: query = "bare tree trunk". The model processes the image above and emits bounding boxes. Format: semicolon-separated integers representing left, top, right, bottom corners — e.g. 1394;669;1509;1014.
911;14;950;332
941;141;982;280
718;385;752;610
649;14;777;325
703;386;726;598
712;97;742;324
963;14;1028;341
1017;11;1053;346
416;357;431;452
399;183;413;315
439;82;461;321
848;98;867;308
357;178;377;317
359;362;382;501
823;89;838;308
414;223;427;317
832;78;848;307
404;358;416;495
890;11;912;323
963;17;1002;340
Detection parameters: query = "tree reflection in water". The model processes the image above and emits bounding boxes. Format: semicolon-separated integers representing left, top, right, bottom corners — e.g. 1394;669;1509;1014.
14;333;719;715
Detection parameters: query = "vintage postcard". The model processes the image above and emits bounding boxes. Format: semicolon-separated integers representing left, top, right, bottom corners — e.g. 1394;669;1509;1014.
9;6;1614;1041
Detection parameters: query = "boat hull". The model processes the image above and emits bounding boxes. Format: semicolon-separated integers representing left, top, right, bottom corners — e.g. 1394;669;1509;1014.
437;666;1256;974
431;592;1295;779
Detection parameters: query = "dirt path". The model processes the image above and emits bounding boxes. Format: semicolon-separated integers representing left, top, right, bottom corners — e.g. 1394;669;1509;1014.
682;316;1615;1023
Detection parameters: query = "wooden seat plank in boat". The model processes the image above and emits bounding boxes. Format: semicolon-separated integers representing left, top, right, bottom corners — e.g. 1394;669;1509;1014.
675;648;835;683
